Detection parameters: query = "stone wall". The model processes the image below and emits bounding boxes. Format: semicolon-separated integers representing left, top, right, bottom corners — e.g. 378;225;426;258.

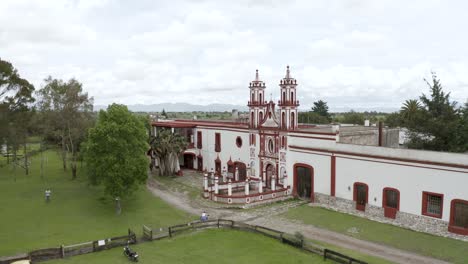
313;193;468;242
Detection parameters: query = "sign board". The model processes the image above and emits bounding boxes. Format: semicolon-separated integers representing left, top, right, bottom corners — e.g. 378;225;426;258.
97;240;106;246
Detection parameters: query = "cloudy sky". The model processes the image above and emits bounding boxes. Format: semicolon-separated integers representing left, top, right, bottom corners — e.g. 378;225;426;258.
1;0;467;111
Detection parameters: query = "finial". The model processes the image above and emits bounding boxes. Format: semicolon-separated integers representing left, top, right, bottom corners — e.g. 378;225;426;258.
270;93;272;101
286;65;290;79
255;69;259;81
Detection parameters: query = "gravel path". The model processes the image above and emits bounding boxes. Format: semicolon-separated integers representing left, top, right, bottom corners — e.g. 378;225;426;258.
147;172;451;264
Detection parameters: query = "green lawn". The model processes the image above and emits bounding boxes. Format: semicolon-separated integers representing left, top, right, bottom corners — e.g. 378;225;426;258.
0;150;194;256
284;205;468;264
46;229;324;264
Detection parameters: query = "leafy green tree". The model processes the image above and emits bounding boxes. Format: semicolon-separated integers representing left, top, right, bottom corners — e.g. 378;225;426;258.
312;100;331;121
384;112;403;128
405;72;462;151
400;99;422;121
341;110;365;125
298;112;329;124
151;129;187;176
36;77;94;178
0;58;35;174
161;108;168;119
83;104;148;214
449;102;468;152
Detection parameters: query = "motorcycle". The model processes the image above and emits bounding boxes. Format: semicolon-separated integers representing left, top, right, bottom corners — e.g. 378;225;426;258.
123;244;139;262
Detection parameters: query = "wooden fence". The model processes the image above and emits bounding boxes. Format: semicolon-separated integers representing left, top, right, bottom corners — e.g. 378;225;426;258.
3;229;137;263
1;221;367;264
143;219;366;264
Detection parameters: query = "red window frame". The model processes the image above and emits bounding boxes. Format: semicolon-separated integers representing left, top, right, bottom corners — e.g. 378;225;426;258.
382;187;400;219
197;131;202;149
215;133;221;152
353;182;369;212
421;191;444;219
448;199;468;235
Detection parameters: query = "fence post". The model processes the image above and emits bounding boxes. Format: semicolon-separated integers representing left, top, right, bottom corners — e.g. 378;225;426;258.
231;220;234;228
279;233;283;242
217;219;220;228
169;227;172;237
323;249;327;261
61;245;65;258
150;229;153;240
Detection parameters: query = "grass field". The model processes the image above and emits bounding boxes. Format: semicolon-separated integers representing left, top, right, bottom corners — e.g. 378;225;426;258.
284;205;468;264
46;229;323;264
0;150;194;256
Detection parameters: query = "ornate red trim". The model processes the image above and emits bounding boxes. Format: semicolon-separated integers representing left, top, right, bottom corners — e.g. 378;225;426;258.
293;163;314;202
289;145;468;170
353;182;369;212
330;156;336;197
448;199;468;235
382;187;400;219
422;191;444;219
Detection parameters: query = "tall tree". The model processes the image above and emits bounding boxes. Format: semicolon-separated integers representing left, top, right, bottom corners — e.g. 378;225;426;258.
151;129;187;176
83;104;148;214
161;108;168;119
312;100;331;121
405;72;461;151
37;77;93;179
400;99;421;121
0;58;35;174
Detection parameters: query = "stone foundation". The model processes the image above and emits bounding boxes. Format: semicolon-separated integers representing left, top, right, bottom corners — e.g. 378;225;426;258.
313;193;468;242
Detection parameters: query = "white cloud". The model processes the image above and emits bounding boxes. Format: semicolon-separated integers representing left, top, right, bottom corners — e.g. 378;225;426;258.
1;0;467;109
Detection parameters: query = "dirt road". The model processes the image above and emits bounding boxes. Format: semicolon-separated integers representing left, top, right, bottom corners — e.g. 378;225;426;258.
147;176;451;264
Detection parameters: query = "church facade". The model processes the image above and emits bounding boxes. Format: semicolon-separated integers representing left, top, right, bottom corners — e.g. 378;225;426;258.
152;67;468;240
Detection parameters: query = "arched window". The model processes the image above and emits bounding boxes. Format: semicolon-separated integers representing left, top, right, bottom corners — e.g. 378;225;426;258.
260;93;263;104
291;112;295;129
282;112;286;129
291;91;294;103
251;92;254;102
251;112;254;127
282;91;285;102
259;112;263;124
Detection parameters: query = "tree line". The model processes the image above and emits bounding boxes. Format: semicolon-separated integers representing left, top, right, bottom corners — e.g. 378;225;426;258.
299;73;468;153
0;58;153;213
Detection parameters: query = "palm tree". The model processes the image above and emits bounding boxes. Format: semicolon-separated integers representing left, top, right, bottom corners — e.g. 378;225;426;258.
400;99;421;120
150;129;187;176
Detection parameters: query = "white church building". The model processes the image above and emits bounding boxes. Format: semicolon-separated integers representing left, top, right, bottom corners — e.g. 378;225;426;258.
152;66;468;239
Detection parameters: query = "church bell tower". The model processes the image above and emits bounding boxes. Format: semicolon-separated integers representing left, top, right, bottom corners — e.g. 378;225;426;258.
248;70;267;128
278;66;299;130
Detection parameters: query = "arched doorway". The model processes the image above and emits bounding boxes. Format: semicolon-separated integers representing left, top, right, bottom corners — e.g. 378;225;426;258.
265;164;274;189
183;153;195;169
354;182;368;211
235;162;247;181
293;164;314;202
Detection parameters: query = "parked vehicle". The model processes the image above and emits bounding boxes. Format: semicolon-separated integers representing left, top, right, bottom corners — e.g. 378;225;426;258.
123;243;139;262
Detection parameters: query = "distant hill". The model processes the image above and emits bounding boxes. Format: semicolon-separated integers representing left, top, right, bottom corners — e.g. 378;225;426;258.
93;103;399;113
93;103;249;112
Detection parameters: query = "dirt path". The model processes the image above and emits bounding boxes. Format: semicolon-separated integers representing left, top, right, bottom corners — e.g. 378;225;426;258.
146;175;451;264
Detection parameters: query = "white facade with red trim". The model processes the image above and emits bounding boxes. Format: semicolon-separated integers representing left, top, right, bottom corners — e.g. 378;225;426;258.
152;67;468;237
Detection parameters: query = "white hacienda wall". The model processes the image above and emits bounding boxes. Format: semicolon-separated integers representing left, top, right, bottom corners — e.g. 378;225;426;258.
286;138;468;239
195;127;250;171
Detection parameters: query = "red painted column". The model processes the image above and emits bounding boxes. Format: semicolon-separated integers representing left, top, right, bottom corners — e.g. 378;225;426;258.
331;155;336;197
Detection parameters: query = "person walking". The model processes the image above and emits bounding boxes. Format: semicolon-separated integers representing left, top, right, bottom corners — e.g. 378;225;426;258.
201;211;208;222
45;189;51;202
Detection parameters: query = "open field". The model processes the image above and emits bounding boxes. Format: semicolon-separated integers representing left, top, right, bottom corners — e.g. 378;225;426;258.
0;150;194;256
283;205;468;264
45;229;323;264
